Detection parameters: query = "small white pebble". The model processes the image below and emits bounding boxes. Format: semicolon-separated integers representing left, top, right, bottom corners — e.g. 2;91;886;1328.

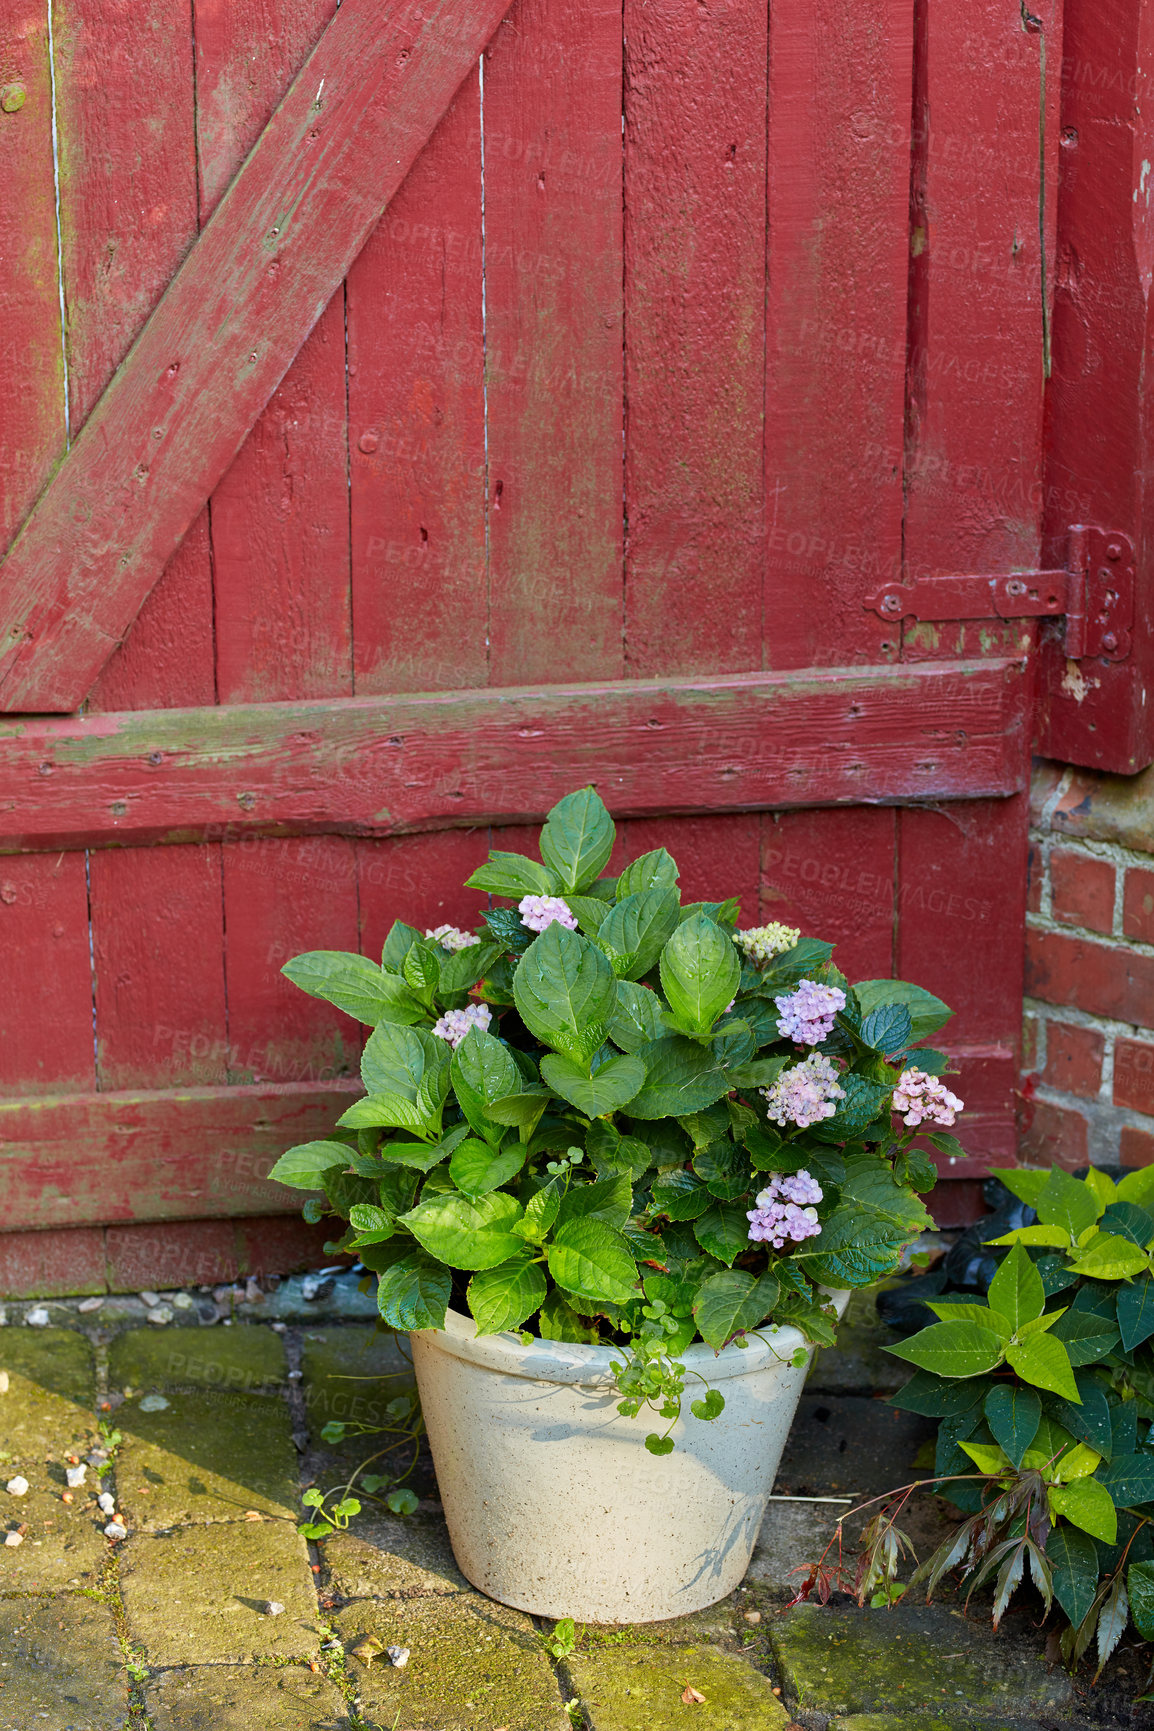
138;1291;160;1307
104;1520;127;1541
145;1305;173;1327
743;1609;762;1625
270;1322;287;1333
5;1478;28;1498
245;1278;264;1304
77;1297;104;1314
386;1646;411;1668
0;1371;8;1394
171;1292;194;1310
265;1600;285;1617
98;1492;116;1516
25;1308;49;1328
3;1531;22;1547
288;1369;303;1381
65;1466;87;1489
138;1394;170;1412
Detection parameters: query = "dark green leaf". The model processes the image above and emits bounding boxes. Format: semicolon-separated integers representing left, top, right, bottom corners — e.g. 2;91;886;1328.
1096;1454;1154;1508
558;1172;634;1231
985;1383;1041;1468
376;1252;451;1331
481;907;534;955
755;938;835;992
808;1074;893;1143
1038;1256;1080;1297
693;1139;750;1202
744;1123;785;1171
1049;1308;1120;1367
626;1036;731;1119
513;924;618;1064
853;979;953;1040
888;1370;987;1417
597;888;681;981
693;1202;752;1268
537;1291;600;1342
402;938;441;1002
283;950;423;1024
1100;1200;1154;1249
1046;1379;1113;1457
1047;1525;1102;1628
650;1169;712;1221
361;1022;428;1101
584;1120;653;1178
860;1003;914;1055
1129;1559;1154;1641
658;912;742;1036
539;786;616;892
467;1255;547;1334
727;1055;790;1091
564;894;612;936
438;941;503;996
693;1269;781;1349
1119;1276;1154;1352
607;980;666;1054
381;920;422;973
267;1141;350;1190
1111;1400;1138;1458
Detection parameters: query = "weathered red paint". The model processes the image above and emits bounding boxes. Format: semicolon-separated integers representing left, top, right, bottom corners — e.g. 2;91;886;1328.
0;663;1030;853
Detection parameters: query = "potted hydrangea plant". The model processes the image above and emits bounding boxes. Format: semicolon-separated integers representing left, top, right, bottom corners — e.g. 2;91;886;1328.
271;787;964;1620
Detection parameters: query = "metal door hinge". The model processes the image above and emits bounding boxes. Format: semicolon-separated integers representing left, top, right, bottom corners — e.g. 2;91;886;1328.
864;525;1135;661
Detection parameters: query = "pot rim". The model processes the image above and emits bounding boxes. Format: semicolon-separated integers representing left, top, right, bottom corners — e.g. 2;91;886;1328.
411;1288;851;1389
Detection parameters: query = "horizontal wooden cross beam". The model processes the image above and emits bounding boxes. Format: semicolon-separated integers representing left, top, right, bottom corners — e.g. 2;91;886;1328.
0;0;511;713
0;660;1028;852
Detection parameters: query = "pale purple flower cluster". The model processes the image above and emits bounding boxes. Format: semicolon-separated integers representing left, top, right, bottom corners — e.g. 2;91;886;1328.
761;1054;845;1128
734;923;801;965
426;925;480;952
893;1068;964;1128
775;978;846;1044
518;894;578;934
746;1171;824;1249
431;1003;493;1048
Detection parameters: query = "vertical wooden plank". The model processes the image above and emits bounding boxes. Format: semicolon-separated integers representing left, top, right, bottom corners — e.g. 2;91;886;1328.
759;810;896;983
0;0;93;1098
623;0;765;677
195;0;350;704
763;0;913;669
195;0;363;1074
899;0;1060;1178
619;814;762;927
348;78;486;696
0;854;95;1094
90;847;227;1089
358;832;492;955
1038;0;1154;774
221;836;361;1085
52;0;228;1100
484;0;624;685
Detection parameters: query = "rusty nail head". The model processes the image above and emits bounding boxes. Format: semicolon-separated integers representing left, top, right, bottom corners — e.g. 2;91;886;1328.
1106;541;1123;560
1102;632;1118;652
1;84;27;113
359;431;380;454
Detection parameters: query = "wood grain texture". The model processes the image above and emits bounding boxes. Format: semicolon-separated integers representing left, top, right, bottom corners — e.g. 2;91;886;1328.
348;75;486;695
0;0;513;711
0;1079;360;1229
357;830;492;952
764;0;913;669
622;0;766;676
759;808;896;983
484;0;624;683
0;660;1030;852
197;0;352;706
88;845;228;1090
0;854;96;1095
1038;0;1154;772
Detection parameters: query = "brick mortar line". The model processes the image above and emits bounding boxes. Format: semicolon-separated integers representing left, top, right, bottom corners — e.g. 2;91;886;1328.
1028;829;1154;948
1026;908;1154;961
1028;1079;1154;1140
1023;999;1154;1117
1024;994;1153;1044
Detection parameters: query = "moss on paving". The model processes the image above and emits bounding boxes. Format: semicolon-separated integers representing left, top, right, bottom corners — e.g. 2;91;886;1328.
109;1323;286;1392
117;1521;322;1666
321;1511;467;1599
335;1591;567;1730
769;1604;1072;1721
570;1639;792;1730
0;1327;95;1404
115;1389;300;1528
0;1591;130;1728
143;1662;346;1730
299;1326;414;1445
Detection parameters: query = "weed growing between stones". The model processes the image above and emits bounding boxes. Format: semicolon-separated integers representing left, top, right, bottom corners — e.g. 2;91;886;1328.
300;1380;424;1538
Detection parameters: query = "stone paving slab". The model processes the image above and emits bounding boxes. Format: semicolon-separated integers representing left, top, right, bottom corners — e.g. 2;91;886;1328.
0;1329;107;1586
0;1482;108;1591
808;1288;908;1398
119;1522;322;1665
570;1640;792;1730
828;1717;1053;1731
116;1390;300;1528
0;1591;129;1729
109;1323;287;1392
768;1604;1072;1721
144;1662;348;1730
322;1513;468;1599
335;1590;567;1730
0;1328;95;1404
299;1327;415;1447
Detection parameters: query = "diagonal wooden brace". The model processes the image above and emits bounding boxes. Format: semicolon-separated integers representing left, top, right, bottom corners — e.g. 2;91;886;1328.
0;0;511;714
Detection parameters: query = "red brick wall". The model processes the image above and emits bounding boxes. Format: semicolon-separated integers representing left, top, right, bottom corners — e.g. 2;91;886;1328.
1023;762;1154;1172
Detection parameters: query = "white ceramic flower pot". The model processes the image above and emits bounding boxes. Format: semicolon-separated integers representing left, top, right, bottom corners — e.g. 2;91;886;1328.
410;1289;850;1624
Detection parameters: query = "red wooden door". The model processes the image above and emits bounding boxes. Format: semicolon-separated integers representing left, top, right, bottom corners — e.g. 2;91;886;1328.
0;0;1146;1289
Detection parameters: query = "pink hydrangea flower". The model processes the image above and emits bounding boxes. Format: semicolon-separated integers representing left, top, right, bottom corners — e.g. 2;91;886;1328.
518;894;578;934
775;979;846;1044
761;1054;845;1128
431;1003;493;1048
746;1171;824;1248
893;1068;964;1127
426;925;480;952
